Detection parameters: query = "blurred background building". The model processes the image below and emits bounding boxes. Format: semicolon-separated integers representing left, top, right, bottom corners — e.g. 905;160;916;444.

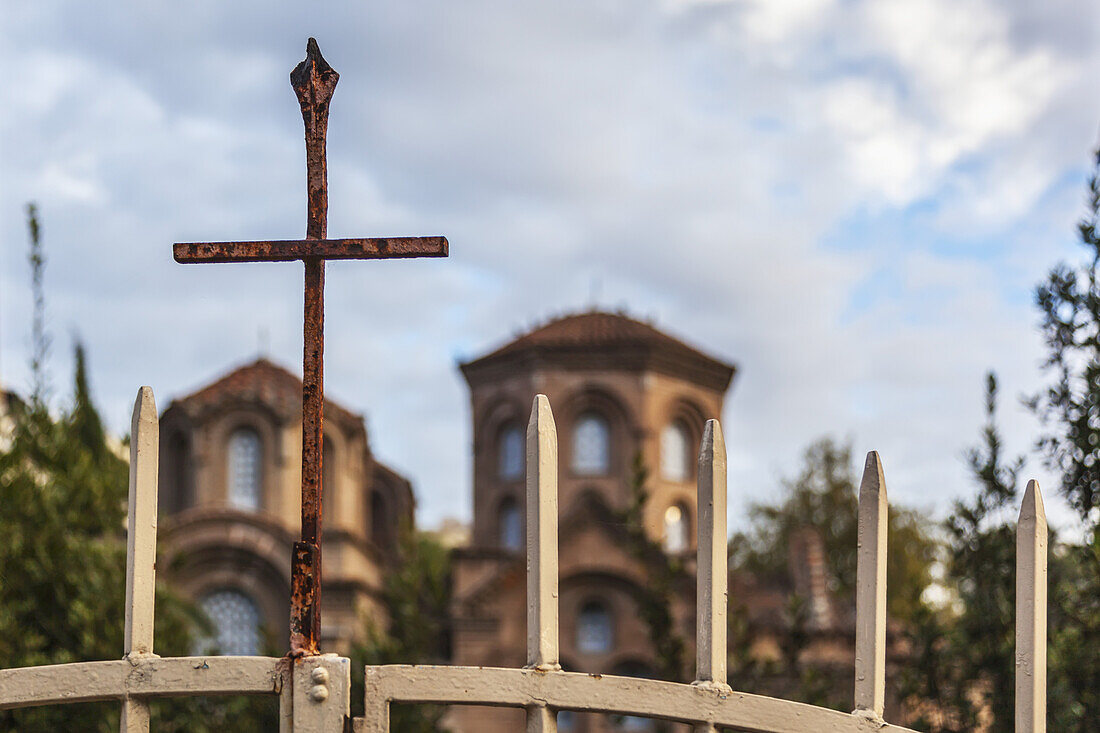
152;310;863;732
156;358;414;655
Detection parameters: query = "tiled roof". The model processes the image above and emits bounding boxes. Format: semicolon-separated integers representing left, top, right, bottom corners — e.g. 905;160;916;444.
176;358;362;428
468;310;734;374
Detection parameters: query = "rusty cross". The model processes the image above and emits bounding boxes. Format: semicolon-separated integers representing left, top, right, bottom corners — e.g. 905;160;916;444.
174;38;448;656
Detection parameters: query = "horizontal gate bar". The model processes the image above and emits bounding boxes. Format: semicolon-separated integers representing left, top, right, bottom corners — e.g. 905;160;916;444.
359;666;919;733
0;656;286;710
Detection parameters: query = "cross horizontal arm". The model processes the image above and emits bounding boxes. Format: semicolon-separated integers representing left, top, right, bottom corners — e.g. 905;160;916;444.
173;236;448;264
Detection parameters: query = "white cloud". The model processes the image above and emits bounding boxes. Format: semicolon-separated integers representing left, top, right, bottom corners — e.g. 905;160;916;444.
0;0;1096;534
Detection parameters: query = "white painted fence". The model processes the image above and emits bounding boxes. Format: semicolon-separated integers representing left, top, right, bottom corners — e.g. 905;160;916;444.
0;389;1049;732
0;388;350;732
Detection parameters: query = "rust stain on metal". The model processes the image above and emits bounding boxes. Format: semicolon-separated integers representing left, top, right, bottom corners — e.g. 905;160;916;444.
172;36;450;658
173;237;448;263
291;36;336;658
289;541;319;656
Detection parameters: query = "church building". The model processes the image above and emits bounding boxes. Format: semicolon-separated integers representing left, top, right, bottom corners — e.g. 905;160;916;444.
448;310;737;733
156;358;413;656
150;312;850;730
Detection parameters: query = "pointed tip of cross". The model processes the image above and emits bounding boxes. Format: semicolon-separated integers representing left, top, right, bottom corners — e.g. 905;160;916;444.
291;37;339;98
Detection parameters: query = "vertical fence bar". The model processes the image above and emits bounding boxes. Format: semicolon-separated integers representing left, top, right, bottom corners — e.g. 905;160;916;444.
695;420;729;692
121;387;159;733
1016;479;1047;733
853;451;887;718
526;705;556;733
525;395;559;733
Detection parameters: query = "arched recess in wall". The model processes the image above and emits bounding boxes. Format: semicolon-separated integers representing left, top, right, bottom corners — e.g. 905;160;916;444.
662;502;690;554
561;388;634;479
497;422;525;481
164;428;194;514
371;490;391;552
660;420;692;482
477;398;526;472
322;433;337;499
660;400;707;483
497;495;523;551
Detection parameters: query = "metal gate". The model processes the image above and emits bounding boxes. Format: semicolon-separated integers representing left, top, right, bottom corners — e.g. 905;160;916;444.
0;388;1048;732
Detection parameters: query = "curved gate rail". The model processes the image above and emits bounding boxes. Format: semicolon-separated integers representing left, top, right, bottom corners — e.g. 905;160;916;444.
0;388;351;733
356;395;1048;733
0;389;1049;733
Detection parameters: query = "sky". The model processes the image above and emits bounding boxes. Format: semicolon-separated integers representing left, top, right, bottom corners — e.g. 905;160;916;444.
2;0;1098;532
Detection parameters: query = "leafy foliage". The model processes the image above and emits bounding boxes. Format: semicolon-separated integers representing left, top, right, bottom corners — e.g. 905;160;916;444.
619;452;688;681
727;437;936;713
731;437;937;622
0;204;274;730
898;372;1023;730
352;529;452;732
1031;147;1100;525
1027;146;1100;731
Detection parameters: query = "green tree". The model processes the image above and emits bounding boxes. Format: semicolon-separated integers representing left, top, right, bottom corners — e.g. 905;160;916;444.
1028;145;1100;730
621;452;688;682
0;204;274;730
728;437;937;712
731;437;936;622
899;372;1024;731
352;529;452;732
1033;147;1100;525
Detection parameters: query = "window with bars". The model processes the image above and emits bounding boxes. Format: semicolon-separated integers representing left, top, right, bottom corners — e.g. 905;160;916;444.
194;588;261;656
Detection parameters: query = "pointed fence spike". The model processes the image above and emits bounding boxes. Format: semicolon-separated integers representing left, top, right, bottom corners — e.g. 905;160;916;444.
1016;479;1047;733
695;419;730;690
125;386;159;657
121;387;158;733
526;394;560;671
853;450;887;718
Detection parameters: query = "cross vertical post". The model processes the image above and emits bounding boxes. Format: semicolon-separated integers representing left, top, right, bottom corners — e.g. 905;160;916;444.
174;38;449;657
290;35;339;657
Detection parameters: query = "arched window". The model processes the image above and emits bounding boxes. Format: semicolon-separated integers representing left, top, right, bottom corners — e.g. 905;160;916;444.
195;588;261;656
168;431;193;513
572;413;610;475
227;428;262;510
576;600;613;653
371;491;390;551
498;497;523;551
499;424;524;480
663;503;690;554
660;420;692;481
323;435;336;496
